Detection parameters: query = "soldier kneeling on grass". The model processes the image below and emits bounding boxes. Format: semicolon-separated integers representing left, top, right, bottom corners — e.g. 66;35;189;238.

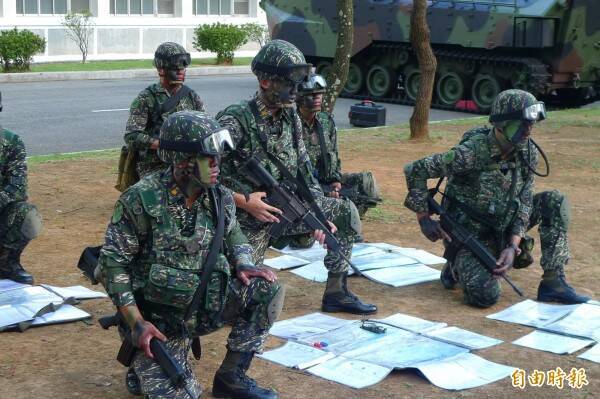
98;111;283;399
403;89;589;308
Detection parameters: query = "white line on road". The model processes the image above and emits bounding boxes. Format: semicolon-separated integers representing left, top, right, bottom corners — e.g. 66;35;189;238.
92;108;129;113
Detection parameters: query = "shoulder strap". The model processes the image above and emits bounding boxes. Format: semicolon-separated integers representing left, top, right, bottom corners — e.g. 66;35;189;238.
247;100;330;226
314;117;331;177
160;85;192;115
183;187;225;323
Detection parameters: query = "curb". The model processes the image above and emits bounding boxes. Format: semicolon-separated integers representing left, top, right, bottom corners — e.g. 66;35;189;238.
0;65;252;83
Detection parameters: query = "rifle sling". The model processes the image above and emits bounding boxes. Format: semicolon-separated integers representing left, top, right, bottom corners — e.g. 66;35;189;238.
248;99;330;226
314;118;331;181
150;85;192;133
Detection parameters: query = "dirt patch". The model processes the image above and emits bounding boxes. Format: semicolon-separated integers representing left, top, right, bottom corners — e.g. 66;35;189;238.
0;121;598;399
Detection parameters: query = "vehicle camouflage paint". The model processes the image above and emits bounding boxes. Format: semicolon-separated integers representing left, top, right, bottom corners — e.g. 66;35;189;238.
261;0;600;112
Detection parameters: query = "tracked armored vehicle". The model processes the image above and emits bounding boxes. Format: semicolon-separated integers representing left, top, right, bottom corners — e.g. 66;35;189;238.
261;0;600;112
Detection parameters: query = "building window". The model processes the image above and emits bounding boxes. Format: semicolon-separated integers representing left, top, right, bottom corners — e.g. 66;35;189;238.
193;0;248;15
110;0;173;15
16;0;89;14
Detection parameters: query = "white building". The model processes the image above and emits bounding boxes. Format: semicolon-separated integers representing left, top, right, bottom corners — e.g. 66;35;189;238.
0;1;266;62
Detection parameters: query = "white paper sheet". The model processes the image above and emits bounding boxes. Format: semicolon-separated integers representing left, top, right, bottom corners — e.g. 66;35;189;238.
351;252;419;271
512;330;594;355
578;344;600;363
541;303;600;341
30;304;91;326
588;300;600;306
307;356;393;389
425;326;503;350
415;352;516;390
289;260;328;282
341;330;468;369
392;248;447;265
41;285;107;300
273;242;327;261
362;264;440;287
269;312;354;341
0;279;30;292
0;286;66;328
376;313;447;334
258;341;336;369
262;255;310;270
350;243;386;258
486;299;578;328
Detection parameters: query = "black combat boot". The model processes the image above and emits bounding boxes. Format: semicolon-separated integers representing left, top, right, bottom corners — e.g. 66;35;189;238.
440;262;457;289
213;351;278;399
0;246;33;285
537;271;590;304
321;272;377;314
125;367;142;396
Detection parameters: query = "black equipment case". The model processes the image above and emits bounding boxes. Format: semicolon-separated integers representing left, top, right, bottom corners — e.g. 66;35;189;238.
348;100;386;127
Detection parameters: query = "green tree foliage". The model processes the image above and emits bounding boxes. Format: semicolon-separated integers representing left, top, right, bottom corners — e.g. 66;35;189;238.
0;28;46;72
61;11;95;64
193;23;249;64
241;22;270;47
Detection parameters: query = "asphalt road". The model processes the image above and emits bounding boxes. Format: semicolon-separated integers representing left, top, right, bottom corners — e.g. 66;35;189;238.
0;74;474;156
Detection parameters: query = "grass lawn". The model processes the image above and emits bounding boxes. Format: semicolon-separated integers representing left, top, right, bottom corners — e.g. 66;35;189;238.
27;57;253;73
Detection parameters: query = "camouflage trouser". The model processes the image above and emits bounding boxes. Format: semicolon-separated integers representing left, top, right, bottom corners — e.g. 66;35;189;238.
0;201;41;250
243;196;359;274
451;190;570;308
133;277;281;398
339;171;381;216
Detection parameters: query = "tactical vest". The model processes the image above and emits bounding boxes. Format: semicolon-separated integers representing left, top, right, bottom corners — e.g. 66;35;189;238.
305;112;339;183
131;178;231;322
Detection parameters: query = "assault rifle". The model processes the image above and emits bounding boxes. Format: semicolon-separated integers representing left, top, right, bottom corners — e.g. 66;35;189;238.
98;314;195;399
244;156;362;276
427;192;525;298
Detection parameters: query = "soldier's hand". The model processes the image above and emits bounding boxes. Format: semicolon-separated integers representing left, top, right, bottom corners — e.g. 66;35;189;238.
418;216;450;242
237;266;277;286
132;320;167;359
150;139;159;150
494;247;515;278
328;182;342;198
244;192;282;223
313;221;337;247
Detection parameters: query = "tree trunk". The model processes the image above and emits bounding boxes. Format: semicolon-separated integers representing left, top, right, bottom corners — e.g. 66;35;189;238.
409;0;437;140
322;0;354;114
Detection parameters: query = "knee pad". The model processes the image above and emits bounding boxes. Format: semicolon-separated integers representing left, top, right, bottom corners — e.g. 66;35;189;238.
20;206;42;240
347;200;362;235
267;284;286;325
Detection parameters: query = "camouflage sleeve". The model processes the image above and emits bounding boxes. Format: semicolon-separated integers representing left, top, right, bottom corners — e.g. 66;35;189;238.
403;143;479;213
221;187;254;268
191;90;205;112
98;197;146;307
294;113;324;197
328;116;343;182
0;134;28;210
218;114;253;195
510;143;539;236
124;90;154;150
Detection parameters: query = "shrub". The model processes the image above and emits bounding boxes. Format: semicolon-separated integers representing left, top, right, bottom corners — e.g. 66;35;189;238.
241;22;270;47
0;28;46;72
193;23;248;64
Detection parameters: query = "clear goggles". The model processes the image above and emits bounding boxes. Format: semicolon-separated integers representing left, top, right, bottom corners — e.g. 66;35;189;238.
254;61;312;84
490;101;547;123
201;128;234;155
160;128;234;156
299;74;327;93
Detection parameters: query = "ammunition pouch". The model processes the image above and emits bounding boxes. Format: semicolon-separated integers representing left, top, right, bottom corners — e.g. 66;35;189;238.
514;235;535;269
115;145;139;192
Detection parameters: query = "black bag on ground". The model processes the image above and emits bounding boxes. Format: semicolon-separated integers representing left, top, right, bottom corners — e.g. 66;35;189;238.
348;100;386;127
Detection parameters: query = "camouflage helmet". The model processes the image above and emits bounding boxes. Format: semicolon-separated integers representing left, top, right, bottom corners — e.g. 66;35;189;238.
158;111;234;164
153;42;191;70
251;39;311;82
489;89;546;125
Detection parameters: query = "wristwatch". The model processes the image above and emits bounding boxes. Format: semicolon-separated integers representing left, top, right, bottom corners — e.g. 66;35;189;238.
507;242;522;256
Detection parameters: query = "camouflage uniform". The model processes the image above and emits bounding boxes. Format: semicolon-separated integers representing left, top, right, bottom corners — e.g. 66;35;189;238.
217;97;359;272
404;126;573;307
124;84;205;177
99;169;281;398
0;129;41;284
301;111;381;216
